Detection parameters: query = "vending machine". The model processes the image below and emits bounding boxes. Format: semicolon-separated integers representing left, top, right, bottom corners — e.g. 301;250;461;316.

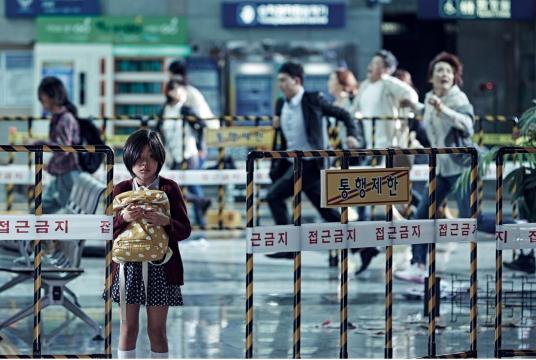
228;60;275;119
186;56;222;117
33;43;114;118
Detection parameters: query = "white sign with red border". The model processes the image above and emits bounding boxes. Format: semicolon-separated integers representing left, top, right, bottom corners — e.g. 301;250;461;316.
0;215;113;240
496;224;536;250
247;219;477;254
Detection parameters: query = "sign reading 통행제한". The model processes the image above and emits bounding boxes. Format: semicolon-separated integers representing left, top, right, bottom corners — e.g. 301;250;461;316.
36;16;188;45
321;168;410;208
206;127;275;149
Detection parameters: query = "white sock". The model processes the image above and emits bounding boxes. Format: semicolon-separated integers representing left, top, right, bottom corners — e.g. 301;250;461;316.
118;348;136;359
151;351;169;358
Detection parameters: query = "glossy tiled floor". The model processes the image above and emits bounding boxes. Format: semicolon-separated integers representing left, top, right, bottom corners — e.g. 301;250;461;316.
0;232;535;358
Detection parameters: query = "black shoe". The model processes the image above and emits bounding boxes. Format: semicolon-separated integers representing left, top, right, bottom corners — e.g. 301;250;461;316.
328;252;339;267
201;198;212;215
355;247;380;275
265;252;294;259
505;253;536;274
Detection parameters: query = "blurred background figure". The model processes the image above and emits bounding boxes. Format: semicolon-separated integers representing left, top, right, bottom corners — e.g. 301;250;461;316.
354;50;418;151
328;68;379;274
395;52;475;284
157;79;211;230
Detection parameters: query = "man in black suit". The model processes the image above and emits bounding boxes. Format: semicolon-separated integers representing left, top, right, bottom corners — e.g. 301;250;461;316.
266;61;363;259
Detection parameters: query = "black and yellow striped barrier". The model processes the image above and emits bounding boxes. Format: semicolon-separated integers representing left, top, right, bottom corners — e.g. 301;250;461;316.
0;114;518;124
339;156;349;359
27;121;34;212
245;146;478;359
292;157;302;358
5;131;15;212
0;144;114;359
495;146;536;359
371;118;378;222
352;114;515;122
384;150;394;359
427;150;438;356
245;155;254;359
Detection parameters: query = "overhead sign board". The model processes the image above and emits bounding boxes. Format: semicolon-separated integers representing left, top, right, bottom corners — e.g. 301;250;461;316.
37;16;188;45
6;0;100;18
418;0;535;20
321;168;410;208
222;1;345;28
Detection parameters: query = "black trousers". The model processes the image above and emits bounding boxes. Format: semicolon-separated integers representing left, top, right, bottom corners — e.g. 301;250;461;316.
266;160;340;225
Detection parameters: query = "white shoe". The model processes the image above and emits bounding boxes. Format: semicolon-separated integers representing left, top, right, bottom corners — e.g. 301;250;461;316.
394;263;426;284
348;207;358;222
347;257;358;275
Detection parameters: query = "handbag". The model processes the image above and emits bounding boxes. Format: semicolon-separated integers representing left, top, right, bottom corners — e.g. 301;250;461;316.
444;127;476;166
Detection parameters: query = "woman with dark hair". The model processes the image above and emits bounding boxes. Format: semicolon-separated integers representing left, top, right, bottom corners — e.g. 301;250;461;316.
37;76;81;212
327;68;366;151
328;68;359;106
110;128;191;358
395;52;475;283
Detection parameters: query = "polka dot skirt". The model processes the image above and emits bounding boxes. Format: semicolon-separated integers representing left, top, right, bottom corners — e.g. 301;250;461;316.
108;262;183;306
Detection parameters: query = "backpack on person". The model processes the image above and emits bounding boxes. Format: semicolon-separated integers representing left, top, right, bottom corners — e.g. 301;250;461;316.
76;118;105;173
112;188;173;320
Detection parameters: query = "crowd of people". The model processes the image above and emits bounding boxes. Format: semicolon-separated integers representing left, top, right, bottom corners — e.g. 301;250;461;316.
31;50;534;358
265;51;533;279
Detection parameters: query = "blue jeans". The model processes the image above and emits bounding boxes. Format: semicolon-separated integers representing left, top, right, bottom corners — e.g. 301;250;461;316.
411;174;471;266
42;170;81;214
186;156;206;227
410;174;515;265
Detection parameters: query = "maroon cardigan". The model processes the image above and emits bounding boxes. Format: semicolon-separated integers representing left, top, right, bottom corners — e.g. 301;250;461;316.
111;176;191;285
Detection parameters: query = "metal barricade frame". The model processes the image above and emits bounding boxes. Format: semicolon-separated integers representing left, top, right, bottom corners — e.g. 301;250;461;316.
0;144;114;359
245;146;478;359
495;146;536;358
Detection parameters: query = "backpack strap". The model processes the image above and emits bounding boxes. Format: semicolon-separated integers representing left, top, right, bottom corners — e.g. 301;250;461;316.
117;248;173;322
119;262;127;322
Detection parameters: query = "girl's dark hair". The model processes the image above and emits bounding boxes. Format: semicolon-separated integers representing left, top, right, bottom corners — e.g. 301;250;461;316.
427;51;464;87
334;68;358;95
123;129;166;177
165;78;188;104
37;76;78;117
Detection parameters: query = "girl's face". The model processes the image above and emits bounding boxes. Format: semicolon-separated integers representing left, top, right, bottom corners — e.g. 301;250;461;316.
430;61;455;96
167;85;187;103
132;145;159;185
39;93;54;112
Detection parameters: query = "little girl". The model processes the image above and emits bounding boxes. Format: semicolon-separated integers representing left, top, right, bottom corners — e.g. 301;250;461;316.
110;129;191;358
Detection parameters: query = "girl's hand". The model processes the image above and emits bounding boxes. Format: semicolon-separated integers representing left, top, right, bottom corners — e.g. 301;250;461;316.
428;95;444;113
122;203;144;223
144;209;170;226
